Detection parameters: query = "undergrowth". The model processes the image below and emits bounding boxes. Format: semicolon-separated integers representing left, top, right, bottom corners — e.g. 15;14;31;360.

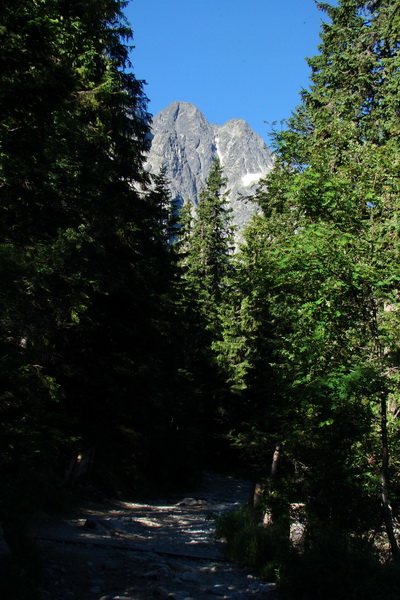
215;504;289;580
215;504;400;600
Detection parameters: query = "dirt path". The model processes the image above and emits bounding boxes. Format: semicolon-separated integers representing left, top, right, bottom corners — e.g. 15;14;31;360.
31;471;278;600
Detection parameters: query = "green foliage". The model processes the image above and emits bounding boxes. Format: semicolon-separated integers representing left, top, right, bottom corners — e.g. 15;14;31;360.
1;2;399;595
219;0;400;555
181;158;235;321
217;506;400;600
0;0;199;520
215;504;289;579
279;531;400;600
173;159;238;465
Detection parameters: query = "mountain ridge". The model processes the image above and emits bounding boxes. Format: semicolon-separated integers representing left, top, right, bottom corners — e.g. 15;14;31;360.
145;101;274;232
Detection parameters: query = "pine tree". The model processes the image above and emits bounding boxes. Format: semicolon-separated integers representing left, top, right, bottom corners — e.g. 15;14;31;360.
228;0;400;555
0;0;184;500
183;158;234;323
174;159;236;464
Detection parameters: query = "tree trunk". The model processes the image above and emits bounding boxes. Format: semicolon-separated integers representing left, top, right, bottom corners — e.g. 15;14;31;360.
253;444;281;523
380;393;400;560
270;444;281;482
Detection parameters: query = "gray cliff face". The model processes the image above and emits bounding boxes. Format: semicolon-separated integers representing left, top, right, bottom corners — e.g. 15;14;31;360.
145;101;274;232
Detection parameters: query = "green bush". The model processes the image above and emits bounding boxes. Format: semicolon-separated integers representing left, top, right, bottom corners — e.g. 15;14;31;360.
279;531;400;600
215;504;289;579
215;505;400;599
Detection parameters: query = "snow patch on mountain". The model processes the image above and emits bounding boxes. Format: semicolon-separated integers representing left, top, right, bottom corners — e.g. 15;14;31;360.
242;172;265;187
214;135;223;164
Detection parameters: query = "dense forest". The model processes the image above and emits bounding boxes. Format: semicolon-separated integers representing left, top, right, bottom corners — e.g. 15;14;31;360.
1;0;400;598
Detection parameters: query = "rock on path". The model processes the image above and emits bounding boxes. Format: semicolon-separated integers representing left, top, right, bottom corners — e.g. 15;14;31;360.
32;471;278;600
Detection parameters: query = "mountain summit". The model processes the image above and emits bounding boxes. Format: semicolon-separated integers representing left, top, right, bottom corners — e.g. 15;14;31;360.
145;102;274;231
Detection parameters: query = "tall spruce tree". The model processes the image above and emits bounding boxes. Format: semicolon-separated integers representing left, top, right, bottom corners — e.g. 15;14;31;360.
175;159;236;464
183;158;234;323
0;0;182;502
226;0;400;558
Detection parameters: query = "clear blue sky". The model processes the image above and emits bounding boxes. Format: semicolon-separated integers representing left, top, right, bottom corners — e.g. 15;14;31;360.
124;1;329;142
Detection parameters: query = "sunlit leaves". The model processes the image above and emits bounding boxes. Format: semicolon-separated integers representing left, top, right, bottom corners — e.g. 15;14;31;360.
222;0;400;537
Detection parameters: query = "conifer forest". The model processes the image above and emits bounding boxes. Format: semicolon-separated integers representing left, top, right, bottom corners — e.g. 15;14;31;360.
1;1;400;598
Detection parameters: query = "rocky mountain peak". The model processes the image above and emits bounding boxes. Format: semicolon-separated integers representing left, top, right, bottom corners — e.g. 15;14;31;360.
145;102;274;232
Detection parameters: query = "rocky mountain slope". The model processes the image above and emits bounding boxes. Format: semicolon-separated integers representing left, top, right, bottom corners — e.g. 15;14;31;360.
145;101;274;232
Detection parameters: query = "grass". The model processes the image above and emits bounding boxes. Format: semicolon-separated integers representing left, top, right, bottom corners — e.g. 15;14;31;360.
215;504;289;580
215;503;400;600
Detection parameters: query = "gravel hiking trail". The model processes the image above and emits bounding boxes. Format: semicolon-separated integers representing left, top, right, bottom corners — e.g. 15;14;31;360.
31;471;279;600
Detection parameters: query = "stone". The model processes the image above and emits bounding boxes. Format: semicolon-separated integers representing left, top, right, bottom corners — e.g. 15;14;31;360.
167;591;192;600
100;518;127;532
199;565;218;573
142;570;160;579
176;497;209;508
171;562;196;573
180;571;203;583
206;584;230;595
176;497;199;506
